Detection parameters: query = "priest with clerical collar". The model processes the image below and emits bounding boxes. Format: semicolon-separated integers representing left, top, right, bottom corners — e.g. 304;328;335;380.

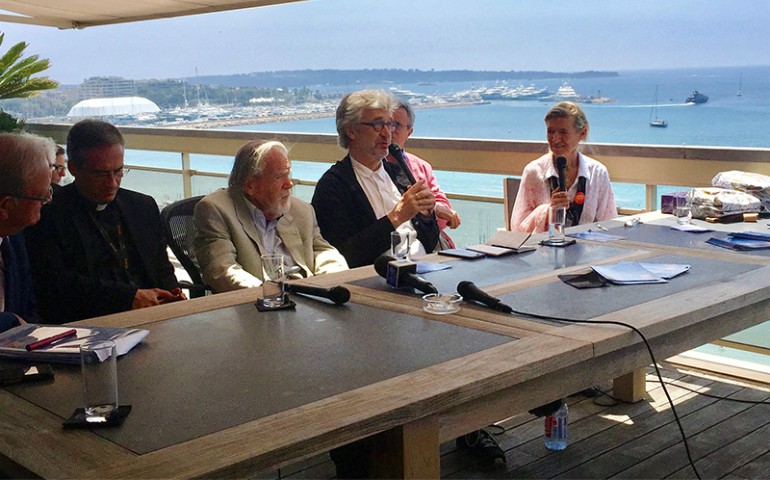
24;119;185;324
193;140;348;293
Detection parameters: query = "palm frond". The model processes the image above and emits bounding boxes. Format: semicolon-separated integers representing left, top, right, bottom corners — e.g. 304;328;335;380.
0;33;58;101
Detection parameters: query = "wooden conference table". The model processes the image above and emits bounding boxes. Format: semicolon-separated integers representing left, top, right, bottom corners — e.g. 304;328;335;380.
2;212;770;479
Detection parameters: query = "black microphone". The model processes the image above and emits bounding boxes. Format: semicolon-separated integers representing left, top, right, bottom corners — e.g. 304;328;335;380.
457;281;513;314
374;255;438;294
388;143;417;185
285;283;351;305
555;156;567;191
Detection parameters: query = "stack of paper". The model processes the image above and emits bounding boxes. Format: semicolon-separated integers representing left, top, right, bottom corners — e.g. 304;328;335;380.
707;231;770;250
591;262;691;285
671;224;713;233
0;324;149;364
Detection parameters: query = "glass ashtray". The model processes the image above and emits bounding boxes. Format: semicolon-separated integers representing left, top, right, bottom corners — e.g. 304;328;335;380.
422;293;463;315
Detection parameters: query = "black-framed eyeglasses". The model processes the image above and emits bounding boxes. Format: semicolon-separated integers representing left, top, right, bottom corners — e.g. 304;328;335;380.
360;121;397;133
50;164;66;173
3;185;53;205
393;121;410;131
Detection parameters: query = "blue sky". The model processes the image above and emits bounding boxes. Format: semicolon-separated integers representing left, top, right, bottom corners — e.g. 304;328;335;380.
0;0;768;85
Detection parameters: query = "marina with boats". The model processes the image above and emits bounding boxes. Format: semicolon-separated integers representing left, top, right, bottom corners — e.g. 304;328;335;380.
11;69;724;134
474;81;616;103
49;81;623;128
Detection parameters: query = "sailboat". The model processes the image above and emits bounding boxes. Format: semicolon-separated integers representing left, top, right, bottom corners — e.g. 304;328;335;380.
650;85;667;128
737;74;743;97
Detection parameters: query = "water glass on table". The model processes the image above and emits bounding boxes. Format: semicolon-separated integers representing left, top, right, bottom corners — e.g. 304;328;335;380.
390;230;414;261
261;254;286;307
675;196;692;224
80;340;118;422
548;205;566;244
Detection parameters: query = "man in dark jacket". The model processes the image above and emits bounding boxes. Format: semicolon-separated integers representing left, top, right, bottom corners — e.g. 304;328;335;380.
0;133;55;331
25;120;184;324
311;89;440;268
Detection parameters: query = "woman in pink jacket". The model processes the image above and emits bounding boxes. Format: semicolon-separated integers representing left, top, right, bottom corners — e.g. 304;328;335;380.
388;100;461;247
510;101;617;233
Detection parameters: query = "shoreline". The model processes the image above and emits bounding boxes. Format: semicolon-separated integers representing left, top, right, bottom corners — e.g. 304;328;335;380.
177;101;484;129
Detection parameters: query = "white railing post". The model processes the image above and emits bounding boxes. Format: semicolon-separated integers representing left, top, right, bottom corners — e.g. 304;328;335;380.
181;151;192;199
646;184;658;211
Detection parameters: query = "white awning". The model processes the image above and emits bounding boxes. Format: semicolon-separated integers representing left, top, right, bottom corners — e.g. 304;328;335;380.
67;97;160;117
0;0;306;29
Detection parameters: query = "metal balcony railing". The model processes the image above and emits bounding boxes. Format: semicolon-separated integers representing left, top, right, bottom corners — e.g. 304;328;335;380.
29;122;770;212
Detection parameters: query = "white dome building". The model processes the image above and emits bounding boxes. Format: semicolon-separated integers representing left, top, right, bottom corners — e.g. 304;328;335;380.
67;96;161;117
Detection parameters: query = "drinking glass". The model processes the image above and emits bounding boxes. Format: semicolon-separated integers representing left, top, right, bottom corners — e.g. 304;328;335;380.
390;230;414;261
261;254;285;307
675;196;692;224
80;340;118;422
548;206;566;244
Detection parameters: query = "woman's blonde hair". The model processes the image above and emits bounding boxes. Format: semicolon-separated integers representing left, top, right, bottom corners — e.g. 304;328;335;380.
544;101;590;138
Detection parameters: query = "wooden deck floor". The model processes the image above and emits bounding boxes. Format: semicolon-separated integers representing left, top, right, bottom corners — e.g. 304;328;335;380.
268;362;770;479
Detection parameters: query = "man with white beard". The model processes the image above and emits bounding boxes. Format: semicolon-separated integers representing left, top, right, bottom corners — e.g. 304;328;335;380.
194;140;347;293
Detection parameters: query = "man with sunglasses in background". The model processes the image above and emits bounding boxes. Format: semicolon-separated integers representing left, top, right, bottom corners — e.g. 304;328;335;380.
0;133;55;332
25;119;184;324
311;89;439;268
50;145;68;190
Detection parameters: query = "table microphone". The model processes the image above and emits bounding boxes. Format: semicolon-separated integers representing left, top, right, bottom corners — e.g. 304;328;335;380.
388;143;417;185
374;255;438;294
555;156;568;191
285;283;351;305
457;281;513;314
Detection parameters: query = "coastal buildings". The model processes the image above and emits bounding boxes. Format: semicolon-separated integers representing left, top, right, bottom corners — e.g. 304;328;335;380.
79;76;137;99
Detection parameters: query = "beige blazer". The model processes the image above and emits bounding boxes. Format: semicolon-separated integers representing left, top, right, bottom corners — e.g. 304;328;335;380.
193;188;348;293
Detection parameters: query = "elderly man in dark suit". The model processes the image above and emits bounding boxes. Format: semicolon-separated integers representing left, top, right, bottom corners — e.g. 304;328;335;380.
0;133;55;332
24;120;184;324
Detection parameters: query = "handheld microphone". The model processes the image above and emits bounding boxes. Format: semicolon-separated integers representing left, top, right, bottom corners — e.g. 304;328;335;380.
285;283;351;305
388;143;417;185
555;156;567;191
374;255;438;294
456;281;513;314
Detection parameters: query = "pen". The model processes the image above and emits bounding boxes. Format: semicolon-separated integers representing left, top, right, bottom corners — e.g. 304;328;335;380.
596;224;609;232
25;329;78;351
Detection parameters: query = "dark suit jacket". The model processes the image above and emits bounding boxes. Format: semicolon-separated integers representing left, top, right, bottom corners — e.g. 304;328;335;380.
24;184;179;323
311;156;440;268
1;234;35;332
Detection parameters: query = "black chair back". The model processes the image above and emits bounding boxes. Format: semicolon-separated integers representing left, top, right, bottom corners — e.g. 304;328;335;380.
160;195;208;297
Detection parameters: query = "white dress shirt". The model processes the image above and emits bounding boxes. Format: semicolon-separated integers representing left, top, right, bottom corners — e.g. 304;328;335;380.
350;157;426;258
242;194;296;271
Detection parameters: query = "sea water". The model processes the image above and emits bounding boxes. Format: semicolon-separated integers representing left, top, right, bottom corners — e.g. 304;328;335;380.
124;65;770;209
215;65;770;205
121;65;770;244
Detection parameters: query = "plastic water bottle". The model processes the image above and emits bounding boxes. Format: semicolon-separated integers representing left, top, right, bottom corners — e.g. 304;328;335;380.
544;401;568;450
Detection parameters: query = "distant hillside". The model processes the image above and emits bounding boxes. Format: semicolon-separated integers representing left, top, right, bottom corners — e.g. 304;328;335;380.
187;69;619;88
